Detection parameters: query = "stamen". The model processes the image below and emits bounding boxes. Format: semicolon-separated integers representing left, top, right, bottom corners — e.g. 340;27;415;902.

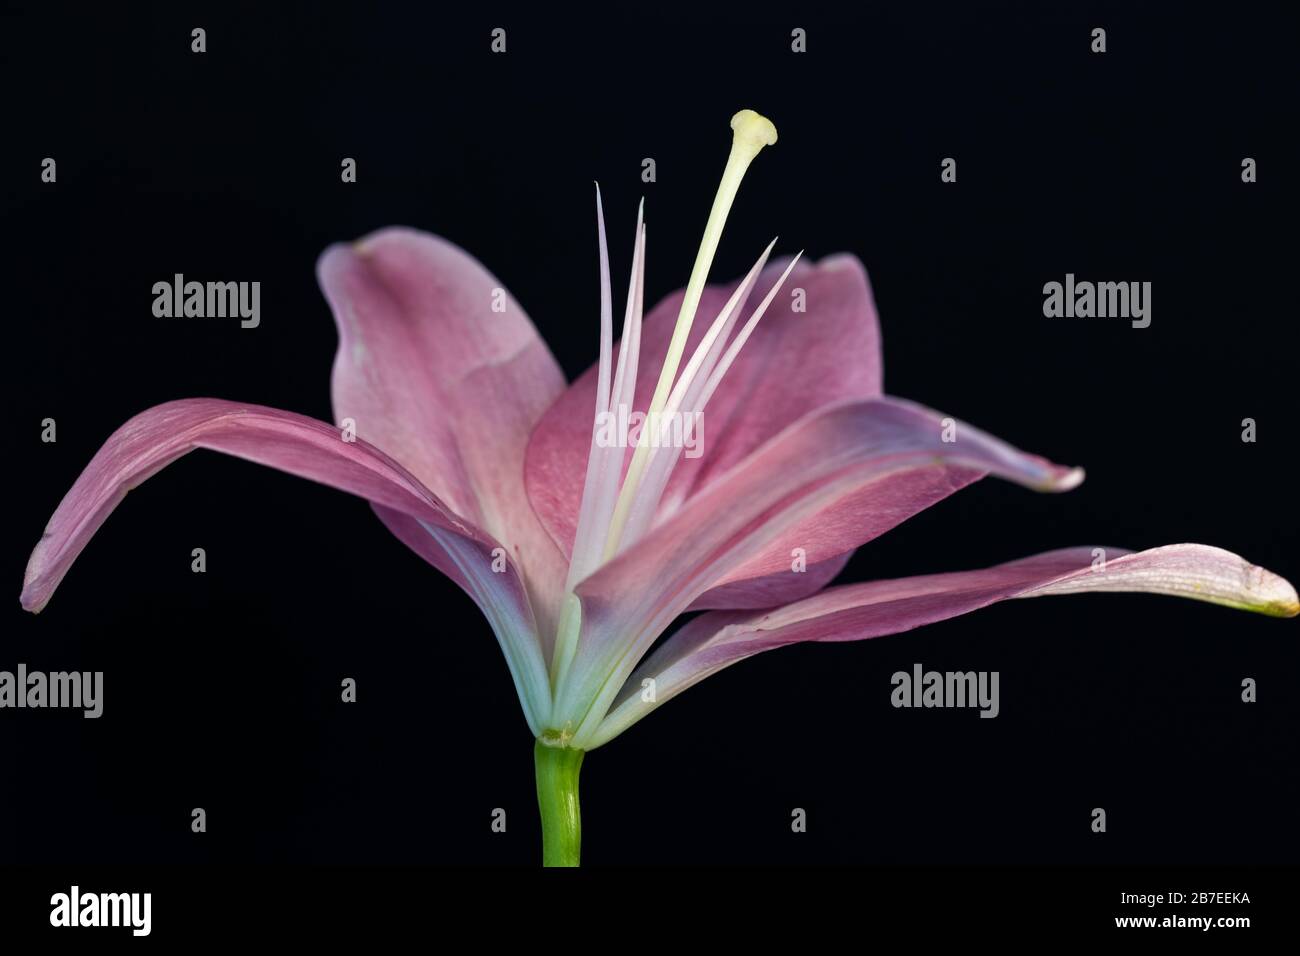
603;109;777;557
620;251;801;547
590;218;647;545
694;253;804;412
617;240;777;547
662;237;778;423
609;199;646;417
567;204;647;591
593;185;613;415
553;201;648;688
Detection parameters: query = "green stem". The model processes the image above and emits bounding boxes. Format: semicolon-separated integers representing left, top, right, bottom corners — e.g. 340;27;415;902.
534;740;584;867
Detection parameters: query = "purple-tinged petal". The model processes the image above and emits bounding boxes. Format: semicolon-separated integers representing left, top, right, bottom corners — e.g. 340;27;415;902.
19;398;553;733
689;464;985;606
688;551;853;611
525;255;881;568
320;228;568;638
592;545;1298;746
556;396;1082;745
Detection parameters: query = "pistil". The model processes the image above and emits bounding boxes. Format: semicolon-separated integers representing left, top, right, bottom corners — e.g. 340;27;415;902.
603;110;777;558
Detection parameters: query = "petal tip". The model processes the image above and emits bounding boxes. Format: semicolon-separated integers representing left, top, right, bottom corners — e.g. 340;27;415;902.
1042;465;1085;492
19;582;48;614
21;542;54;613
315;241;361;286
337;225;426;261
817;252;866;274
1253;571;1299;618
1269;600;1300;619
1224;557;1299;618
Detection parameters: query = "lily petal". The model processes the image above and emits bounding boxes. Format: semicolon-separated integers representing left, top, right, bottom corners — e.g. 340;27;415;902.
592;544;1298;747
525;254;881;580
19;398;553;734
688;550;854;610
320;228;568;639
556;396;1082;745
686;464;984;609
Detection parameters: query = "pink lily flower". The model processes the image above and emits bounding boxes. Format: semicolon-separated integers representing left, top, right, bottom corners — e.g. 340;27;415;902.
21;111;1296;866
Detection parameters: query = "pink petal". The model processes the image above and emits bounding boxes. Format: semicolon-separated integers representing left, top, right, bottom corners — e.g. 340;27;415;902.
686;464;984;609
525;254;882;566
688;551;853;611
319;228;568;636
592;544;1299;746
19;398;553;733
556;396;1082;745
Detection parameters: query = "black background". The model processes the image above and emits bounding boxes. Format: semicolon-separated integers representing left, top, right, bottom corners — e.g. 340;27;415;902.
2;1;1297;873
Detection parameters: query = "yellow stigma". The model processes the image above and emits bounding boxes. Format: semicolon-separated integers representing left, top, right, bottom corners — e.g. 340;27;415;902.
730;109;778;156
604;109;777;558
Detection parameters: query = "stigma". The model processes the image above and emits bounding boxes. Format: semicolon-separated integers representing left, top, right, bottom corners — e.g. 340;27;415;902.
604;109;780;556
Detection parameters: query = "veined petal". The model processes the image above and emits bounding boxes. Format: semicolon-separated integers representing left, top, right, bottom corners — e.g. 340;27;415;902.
693;464;984;602
19;398;553;734
591;544;1298;747
688;550;854;610
555;396;1082;746
371;504;553;732
524;254;882;573
320;228;568;641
